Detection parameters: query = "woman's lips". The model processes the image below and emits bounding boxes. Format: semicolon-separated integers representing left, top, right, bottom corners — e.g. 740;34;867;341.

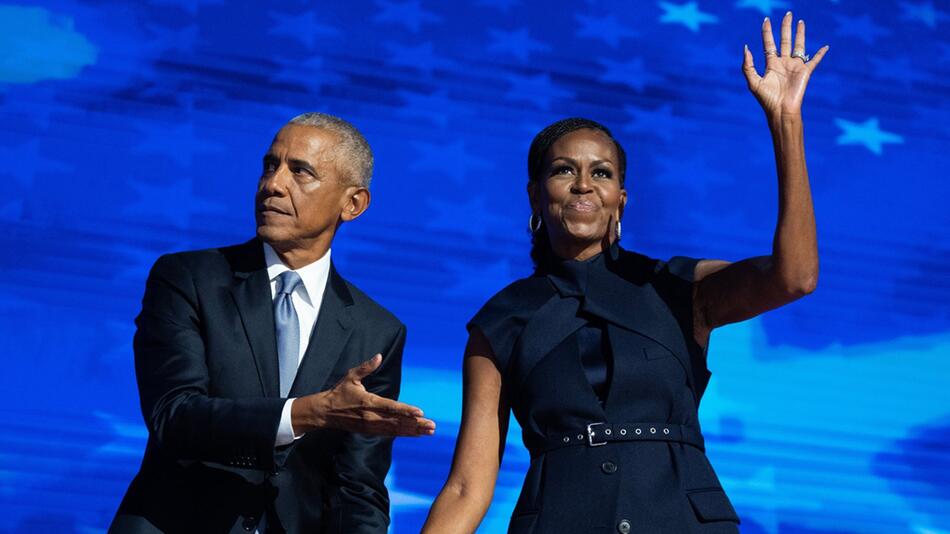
565;200;597;212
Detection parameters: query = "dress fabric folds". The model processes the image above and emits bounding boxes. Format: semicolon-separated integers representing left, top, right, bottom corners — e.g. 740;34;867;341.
468;244;740;533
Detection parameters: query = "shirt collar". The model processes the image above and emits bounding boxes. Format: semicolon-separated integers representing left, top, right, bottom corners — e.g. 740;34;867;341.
262;242;332;305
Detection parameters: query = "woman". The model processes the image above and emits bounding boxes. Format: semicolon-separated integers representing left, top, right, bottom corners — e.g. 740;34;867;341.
423;12;826;534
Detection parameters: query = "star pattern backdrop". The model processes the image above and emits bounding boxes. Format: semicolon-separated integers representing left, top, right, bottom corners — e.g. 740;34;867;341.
0;0;948;532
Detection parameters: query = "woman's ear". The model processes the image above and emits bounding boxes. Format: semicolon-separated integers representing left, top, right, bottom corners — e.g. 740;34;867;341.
527;181;539;214
619;189;628;220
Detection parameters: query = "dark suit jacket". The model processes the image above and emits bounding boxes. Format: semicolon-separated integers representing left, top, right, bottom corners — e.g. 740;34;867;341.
110;239;406;534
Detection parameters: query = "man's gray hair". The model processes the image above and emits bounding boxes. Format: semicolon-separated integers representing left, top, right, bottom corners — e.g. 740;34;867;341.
288;112;374;187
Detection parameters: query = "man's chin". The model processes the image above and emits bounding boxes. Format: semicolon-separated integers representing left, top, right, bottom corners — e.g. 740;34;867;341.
256;226;288;245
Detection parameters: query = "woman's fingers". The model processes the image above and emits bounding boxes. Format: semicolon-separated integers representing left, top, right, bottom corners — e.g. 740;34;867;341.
762;17;777;59
780;11;793;56
794;19;806;56
742;44;761;88
807;45;829;72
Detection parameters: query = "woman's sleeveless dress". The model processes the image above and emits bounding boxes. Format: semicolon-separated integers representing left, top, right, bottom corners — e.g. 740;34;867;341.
468;245;740;534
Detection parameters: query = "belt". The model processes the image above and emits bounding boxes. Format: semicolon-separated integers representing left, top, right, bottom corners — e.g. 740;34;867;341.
538;422;705;453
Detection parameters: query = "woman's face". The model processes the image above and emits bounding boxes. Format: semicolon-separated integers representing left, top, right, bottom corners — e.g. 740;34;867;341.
530;128;627;260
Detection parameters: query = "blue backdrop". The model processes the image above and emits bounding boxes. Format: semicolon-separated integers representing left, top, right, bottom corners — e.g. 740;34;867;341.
1;0;948;532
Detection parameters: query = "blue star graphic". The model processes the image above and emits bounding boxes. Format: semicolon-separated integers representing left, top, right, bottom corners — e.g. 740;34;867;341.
123;178;227;228
658;1;719;32
134;121;226;167
834;117;904;155
271;56;346;92
599;57;665;91
396;89;474;127
832;13;890;45
504;72;574;110
375;0;442;33
734;0;788;16
622;104;694;143
268;10;340;49
477;0;521;11
410;140;492;184
386;41;456;75
487;28;550;63
899;1;948;28
576;14;639;47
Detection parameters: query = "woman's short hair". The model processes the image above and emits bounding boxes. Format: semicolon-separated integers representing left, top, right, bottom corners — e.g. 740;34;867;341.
527;117;627;270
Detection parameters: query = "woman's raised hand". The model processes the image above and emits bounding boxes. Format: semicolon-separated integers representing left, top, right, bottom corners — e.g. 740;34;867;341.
742;11;828;118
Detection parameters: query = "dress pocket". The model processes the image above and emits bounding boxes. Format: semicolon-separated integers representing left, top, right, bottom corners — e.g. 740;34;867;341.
686;489;740;523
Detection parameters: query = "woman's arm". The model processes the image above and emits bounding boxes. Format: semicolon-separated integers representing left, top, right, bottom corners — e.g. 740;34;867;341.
693;12;828;345
422;329;510;534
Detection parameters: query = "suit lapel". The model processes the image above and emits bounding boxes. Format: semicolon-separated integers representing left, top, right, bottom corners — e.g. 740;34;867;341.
228;240;280;398
289;263;354;396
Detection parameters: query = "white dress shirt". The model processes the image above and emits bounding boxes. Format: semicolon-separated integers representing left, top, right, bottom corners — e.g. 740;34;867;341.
263;242;332;447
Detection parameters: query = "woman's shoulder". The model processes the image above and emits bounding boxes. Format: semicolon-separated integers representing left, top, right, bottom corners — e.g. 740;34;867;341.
466;274;557;370
471;274;554;324
616;247;702;284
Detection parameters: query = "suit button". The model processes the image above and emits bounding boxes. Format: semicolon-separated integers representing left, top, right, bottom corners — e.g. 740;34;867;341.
617;519;632;533
601;461;618;474
242;516;257;531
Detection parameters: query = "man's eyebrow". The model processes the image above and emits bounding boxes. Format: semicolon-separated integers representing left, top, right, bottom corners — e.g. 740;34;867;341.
288;158;316;174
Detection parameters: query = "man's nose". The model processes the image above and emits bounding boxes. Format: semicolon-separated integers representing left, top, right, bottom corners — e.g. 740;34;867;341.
260;165;290;194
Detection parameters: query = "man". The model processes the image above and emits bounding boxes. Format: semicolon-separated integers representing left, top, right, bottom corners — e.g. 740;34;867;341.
111;113;435;533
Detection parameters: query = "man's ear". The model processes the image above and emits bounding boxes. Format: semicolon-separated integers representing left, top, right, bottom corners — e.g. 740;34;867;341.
340;187;370;223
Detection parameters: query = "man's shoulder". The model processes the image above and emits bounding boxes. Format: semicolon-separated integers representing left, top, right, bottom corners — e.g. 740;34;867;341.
337;275;404;333
150;240;259;277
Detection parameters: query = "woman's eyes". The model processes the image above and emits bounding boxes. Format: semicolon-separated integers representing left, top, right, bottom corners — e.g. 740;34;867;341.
552;166;612;178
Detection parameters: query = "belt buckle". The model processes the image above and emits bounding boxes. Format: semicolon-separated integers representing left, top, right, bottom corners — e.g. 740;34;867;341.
587;422;607;447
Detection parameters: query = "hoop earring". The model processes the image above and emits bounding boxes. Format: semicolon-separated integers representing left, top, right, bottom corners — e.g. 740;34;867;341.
616;220;622;241
528;213;542;233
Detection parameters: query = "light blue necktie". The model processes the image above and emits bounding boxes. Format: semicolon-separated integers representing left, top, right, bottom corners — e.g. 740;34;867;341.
274;270;303;397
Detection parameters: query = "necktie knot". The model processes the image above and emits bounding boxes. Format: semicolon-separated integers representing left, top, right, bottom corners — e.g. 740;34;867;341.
276;270;302;296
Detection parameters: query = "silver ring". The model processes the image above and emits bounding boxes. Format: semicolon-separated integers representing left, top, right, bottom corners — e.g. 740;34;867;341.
791;51;810;63
764;48;778;57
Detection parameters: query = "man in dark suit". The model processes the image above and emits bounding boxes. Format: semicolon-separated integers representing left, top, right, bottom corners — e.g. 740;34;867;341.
110;113;435;533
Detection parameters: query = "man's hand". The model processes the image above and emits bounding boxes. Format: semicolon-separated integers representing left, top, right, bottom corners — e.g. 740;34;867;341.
291;354;436;437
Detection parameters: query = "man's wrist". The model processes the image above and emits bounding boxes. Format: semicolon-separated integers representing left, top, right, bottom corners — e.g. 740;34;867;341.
291;392;326;433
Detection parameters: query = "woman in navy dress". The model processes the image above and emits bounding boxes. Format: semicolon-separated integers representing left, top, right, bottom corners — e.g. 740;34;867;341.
423;12;827;533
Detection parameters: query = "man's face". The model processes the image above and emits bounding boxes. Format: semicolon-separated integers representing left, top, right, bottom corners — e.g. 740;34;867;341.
255;124;355;250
